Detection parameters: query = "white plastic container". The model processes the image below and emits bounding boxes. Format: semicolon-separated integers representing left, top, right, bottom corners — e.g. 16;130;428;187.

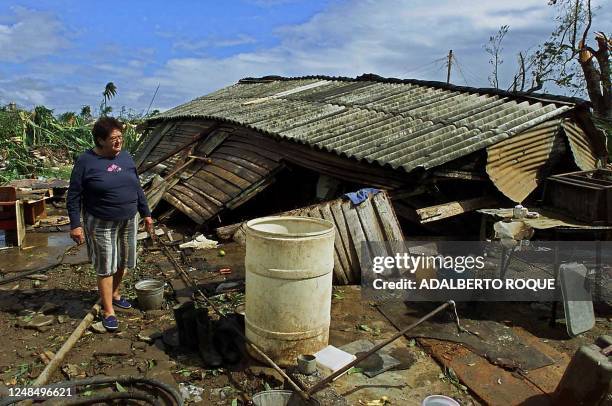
422;395;460;406
245;216;335;366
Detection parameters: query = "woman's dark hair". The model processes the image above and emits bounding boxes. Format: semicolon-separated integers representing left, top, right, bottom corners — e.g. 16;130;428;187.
92;117;123;147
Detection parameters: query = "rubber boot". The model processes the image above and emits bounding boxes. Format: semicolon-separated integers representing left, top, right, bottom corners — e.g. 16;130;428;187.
213;315;244;365
173;302;198;351
195;307;223;367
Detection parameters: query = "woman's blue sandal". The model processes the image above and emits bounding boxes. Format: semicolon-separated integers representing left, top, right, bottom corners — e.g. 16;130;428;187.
112;297;132;309
102;315;118;331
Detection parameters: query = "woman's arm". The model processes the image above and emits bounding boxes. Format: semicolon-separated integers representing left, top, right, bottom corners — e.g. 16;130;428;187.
130;154;153;233
67;155;86;244
67;156;85;230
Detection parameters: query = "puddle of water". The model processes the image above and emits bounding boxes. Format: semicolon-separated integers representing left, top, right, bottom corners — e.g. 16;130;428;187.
0;232;77;274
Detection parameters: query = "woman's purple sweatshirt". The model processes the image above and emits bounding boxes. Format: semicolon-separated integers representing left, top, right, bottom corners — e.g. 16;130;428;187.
67;149;151;229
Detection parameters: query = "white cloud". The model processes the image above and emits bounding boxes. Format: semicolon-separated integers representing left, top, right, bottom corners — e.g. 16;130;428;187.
173;34;257;52
4;0;610;112
142;0;563;110
0;7;70;63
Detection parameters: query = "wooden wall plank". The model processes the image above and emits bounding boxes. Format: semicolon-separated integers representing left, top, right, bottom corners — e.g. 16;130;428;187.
169;187;215;219
341;200;369;282
319;203;350;285
163;192;205;224
330;201;359;283
185;175;232;204
213;152;271;176
372;192;405;241
181;182;224;208
201;165;252;189
215;146;278;169
193;171;242;196
212;158;262;183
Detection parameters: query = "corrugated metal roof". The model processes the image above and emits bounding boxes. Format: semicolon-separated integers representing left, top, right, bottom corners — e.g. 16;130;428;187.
562;119;599;170
151;76;573;173
486;120;563;203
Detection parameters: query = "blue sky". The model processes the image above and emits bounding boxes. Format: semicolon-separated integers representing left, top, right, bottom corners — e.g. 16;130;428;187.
0;0;610;114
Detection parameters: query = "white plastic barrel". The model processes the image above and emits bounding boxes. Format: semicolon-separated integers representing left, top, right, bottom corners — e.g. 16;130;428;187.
245;216;335;366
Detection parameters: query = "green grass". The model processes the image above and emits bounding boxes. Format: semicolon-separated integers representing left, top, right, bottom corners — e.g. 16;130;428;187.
37;165;74;180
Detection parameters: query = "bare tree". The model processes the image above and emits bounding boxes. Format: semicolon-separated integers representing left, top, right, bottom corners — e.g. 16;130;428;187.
484;25;509;89
506;0;610;119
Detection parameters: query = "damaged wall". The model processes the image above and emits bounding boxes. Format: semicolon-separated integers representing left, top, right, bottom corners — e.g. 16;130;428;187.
217;191;404;285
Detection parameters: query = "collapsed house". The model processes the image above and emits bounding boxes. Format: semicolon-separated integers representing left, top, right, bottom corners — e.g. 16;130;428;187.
134;74;608;281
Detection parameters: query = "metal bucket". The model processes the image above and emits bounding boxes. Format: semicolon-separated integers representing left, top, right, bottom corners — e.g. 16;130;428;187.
135;279;164;310
252;390;320;406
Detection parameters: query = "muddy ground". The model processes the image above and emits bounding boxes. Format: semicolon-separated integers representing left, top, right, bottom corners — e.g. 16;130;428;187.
0;226;609;405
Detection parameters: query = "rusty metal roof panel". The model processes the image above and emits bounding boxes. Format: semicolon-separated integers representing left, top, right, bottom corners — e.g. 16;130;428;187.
152;77;577;173
562;119;599;170
486;120;562;203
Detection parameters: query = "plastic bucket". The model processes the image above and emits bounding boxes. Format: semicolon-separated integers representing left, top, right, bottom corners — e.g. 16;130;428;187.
252;390;320;406
422;395;460;406
135;279;164;310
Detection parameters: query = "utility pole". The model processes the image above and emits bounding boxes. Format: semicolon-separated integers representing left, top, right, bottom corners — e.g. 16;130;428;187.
446;49;453;84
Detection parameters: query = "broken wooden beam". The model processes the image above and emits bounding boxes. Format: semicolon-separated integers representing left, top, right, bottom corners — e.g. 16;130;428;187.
416;196;499;223
137;123;220;174
432;169;487;181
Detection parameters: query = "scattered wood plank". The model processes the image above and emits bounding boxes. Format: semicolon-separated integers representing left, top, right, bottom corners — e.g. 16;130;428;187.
432;169;487;181
416;196;499;223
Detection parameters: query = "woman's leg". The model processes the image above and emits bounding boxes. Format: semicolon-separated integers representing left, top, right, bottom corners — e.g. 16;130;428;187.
84;213;119;317
114;214;138;300
98;275;115;316
112;268;125;300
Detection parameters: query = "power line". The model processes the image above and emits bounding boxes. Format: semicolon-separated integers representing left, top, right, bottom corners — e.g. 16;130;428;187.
453;54;482;85
401;57;447;78
451;54;470;86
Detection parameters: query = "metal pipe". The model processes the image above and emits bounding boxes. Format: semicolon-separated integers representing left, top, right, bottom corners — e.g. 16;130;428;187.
306;301;454;396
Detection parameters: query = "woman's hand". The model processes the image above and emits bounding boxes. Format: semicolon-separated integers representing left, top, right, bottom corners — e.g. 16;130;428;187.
70;227;85;245
144;216;154;235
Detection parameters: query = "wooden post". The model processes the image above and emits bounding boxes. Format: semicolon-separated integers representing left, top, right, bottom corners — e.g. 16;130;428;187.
447;49;453;84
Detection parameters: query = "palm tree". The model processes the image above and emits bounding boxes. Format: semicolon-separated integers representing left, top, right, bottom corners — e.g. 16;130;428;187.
100;82;117;116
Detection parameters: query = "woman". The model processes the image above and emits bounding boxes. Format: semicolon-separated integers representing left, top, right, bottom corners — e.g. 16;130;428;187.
67;117;153;331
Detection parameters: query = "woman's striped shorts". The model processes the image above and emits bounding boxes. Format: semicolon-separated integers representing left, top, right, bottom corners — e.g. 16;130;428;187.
83;212;138;276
